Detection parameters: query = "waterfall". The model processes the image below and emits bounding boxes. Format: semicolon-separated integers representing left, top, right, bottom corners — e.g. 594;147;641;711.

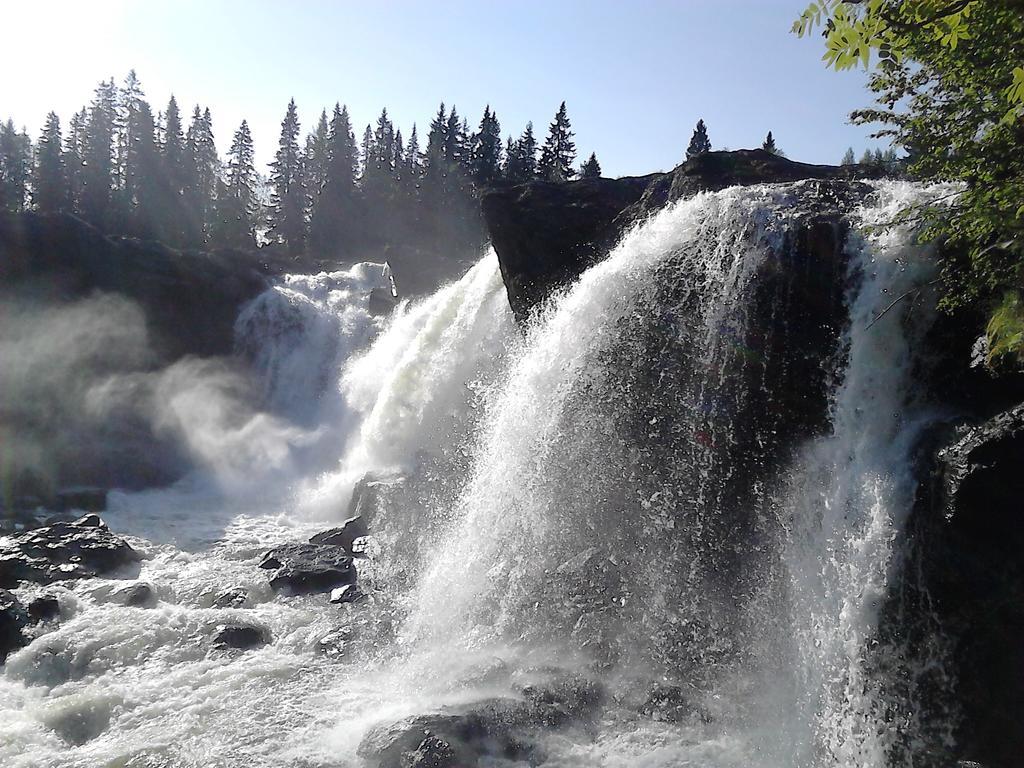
401;181;953;765
1;182;961;768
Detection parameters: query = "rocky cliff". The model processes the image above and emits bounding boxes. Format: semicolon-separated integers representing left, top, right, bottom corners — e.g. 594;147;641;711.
482;149;876;321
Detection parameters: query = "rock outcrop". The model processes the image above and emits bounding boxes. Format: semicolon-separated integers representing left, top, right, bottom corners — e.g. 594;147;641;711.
259;542;356;595
0;515;140;588
0;211;272;359
909;405;1024;767
482;149;875;321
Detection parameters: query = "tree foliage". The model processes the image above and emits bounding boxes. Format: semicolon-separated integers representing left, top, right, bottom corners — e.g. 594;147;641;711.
797;0;1024;364
539;102;576;182
686;119;712;159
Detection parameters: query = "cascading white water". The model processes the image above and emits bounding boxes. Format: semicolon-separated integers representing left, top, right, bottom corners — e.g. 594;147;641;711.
1;182;958;768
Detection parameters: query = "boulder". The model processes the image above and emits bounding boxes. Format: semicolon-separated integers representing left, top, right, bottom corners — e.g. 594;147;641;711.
0;589;29;663
259;542;356;594
211;623;269;650
329;584;366;605
0;515;140;588
358;699;534;768
360;675;603;768
309;515;369;555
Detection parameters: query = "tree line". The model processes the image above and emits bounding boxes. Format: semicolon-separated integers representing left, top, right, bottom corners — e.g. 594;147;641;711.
0;71;603;258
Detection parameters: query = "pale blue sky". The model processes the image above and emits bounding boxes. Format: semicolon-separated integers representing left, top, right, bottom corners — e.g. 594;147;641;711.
2;0;883;177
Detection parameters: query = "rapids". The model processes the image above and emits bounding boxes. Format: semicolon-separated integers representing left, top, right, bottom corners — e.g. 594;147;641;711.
1;181;957;767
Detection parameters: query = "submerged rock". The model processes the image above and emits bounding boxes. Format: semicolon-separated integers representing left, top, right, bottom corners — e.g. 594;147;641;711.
211;586;250;609
0;515;140;588
361;674;604;768
26;594;61;623
358;699;534;768
211;623;269;650
0;589;30;663
639;682;710;723
401;735;457;768
112;582;155;608
259;542;356;595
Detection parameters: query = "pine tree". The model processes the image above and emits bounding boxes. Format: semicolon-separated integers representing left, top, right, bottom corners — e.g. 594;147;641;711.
269;98;306;254
183;106;219;244
32;112;69;213
579;152;601;179
79;78;118;224
162;95;185;177
360;124;374;179
841;147;856;165
686;119;711;159
304;109;330;198
444;106;464;166
309;103;358;255
125;98;163;236
64;109;88;211
115;69;145;193
212;119;258;248
425;103;447;166
471;105;502;186
0;119;32;213
503;122;536;184
761;131;778;155
404;123;421;179
860;148;875;165
538;102;576;182
873;148;885;166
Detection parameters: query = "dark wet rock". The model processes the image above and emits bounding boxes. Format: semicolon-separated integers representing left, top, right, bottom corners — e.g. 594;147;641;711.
0;211;272;360
1;589;30;663
259;542;356;595
211;623;269;650
369;285;399;316
54;488;107;514
0;516;140;588
310;515;369;555
358;698;536;768
211;586;250;609
482;174;653;321
520;671;605;724
329;584;366;605
401;736;457;768
903;403;1024;768
26;594;61;623
639;682;710;723
71;513;104;527
482;149;873;321
113;582;155;608
346;473;407;523
360;679;604;768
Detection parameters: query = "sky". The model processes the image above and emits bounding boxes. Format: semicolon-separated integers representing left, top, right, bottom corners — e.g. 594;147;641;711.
0;0;885;177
